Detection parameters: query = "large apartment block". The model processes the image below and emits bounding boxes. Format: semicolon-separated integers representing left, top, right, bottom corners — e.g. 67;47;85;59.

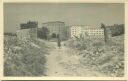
42;21;66;40
70;25;82;38
70;25;104;39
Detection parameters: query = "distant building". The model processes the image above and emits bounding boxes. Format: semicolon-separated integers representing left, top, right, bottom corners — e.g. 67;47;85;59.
42;21;66;40
17;21;38;41
20;21;38;29
70;25;82;38
65;26;71;39
70;25;104;39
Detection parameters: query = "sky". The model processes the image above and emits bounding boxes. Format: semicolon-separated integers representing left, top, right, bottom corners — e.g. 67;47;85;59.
4;3;124;33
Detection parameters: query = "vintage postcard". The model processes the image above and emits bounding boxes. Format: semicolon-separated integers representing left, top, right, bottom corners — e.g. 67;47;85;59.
1;80;127;81
0;0;127;80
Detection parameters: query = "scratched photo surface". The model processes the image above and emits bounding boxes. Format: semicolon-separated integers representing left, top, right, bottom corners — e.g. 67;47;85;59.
4;3;124;77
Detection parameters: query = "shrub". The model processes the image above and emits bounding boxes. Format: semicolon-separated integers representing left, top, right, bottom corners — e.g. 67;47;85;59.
4;36;48;76
66;35;124;77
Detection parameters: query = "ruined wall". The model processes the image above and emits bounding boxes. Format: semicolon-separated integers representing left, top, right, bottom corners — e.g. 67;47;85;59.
16;28;37;41
16;29;30;41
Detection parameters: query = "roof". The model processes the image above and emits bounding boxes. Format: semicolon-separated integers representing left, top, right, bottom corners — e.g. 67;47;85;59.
69;25;102;29
20;21;38;29
42;21;65;24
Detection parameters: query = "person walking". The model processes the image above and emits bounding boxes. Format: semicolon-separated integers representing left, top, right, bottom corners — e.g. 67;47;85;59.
57;34;61;49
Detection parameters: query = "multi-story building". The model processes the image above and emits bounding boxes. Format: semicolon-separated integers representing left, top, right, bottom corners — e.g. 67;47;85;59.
42;21;66;40
65;26;71;39
70;25;82;38
70;25;104;39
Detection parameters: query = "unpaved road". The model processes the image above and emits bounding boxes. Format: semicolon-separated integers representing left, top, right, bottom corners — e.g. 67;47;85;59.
45;42;107;77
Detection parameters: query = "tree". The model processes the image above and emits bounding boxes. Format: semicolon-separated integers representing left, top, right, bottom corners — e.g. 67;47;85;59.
101;23;105;29
101;23;109;43
51;33;56;38
38;27;49;40
110;24;124;36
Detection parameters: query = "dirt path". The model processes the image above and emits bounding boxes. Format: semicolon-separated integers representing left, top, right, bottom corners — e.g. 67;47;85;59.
45;42;107;77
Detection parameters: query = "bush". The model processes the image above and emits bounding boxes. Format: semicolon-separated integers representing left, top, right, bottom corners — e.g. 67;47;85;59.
4;36;48;76
65;35;124;77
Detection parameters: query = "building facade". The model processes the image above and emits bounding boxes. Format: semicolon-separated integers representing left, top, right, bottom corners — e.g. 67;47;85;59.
42;21;66;40
70;25;104;39
70;25;82;38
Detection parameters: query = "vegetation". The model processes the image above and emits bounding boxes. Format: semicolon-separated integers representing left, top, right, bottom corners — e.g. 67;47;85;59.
4;35;50;76
109;24;124;36
65;34;124;77
37;27;49;40
4;32;17;36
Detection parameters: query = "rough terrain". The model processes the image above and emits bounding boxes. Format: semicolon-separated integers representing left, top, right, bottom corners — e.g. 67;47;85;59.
45;42;107;76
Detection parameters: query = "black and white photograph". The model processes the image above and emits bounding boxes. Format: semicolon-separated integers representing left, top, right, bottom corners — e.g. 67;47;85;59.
4;3;124;77
1;80;127;81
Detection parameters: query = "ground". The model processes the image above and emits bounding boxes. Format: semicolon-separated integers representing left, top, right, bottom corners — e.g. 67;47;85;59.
45;41;107;77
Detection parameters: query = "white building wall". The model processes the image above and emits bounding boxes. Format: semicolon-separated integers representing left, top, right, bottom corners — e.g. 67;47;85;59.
71;25;82;38
70;25;104;39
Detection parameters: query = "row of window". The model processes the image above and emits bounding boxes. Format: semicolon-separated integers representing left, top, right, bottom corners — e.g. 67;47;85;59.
72;31;103;33
72;32;104;35
72;29;103;32
72;31;104;34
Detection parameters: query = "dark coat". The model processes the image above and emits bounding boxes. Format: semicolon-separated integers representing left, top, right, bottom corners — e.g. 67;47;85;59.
57;37;61;47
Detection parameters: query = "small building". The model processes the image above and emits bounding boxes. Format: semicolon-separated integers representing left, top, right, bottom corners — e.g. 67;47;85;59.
20;21;38;29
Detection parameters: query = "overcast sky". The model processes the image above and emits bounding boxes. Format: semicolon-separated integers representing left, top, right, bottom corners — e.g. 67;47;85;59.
4;3;124;33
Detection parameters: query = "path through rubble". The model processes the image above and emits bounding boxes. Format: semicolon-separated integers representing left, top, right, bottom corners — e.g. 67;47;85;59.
45;42;107;77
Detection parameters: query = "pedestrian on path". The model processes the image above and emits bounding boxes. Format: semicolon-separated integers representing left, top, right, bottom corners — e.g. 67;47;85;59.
57;34;61;49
